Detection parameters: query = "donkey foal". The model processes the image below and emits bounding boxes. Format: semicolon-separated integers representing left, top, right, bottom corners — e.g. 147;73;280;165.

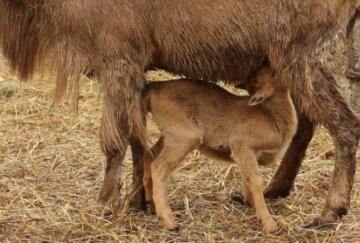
142;67;298;234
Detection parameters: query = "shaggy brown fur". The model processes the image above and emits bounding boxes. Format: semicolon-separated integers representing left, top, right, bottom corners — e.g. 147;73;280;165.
142;67;297;233
0;0;359;225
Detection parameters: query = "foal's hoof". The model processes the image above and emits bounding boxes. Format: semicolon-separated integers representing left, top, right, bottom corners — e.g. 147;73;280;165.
146;200;156;214
230;193;252;207
263;220;280;234
160;217;180;231
165;223;180;232
231;193;246;205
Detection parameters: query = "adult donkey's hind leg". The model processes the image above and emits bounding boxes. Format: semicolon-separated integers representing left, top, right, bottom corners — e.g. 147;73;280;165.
130;136;147;211
98;62;147;210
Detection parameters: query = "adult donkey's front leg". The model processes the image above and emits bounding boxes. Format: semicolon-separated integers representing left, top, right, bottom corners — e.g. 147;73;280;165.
265;107;316;198
283;59;360;226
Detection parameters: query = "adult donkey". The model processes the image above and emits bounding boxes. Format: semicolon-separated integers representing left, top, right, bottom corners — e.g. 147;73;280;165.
0;0;359;227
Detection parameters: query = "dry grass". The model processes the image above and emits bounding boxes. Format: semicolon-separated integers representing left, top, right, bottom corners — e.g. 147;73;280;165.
0;58;359;242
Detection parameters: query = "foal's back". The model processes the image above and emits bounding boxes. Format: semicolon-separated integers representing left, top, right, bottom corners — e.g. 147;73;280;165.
144;77;290;153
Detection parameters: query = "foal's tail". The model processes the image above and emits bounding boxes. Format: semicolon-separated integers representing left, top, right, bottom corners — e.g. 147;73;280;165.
142;81;162;115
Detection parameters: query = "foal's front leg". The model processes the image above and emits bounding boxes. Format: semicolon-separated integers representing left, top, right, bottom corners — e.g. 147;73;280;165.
231;145;279;234
151;138;192;230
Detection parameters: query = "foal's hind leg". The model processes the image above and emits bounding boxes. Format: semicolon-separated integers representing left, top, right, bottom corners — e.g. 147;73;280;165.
151;138;193;230
242;183;254;207
143;137;164;213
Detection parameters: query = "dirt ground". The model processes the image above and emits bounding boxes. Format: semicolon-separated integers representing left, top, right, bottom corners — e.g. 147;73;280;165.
0;59;359;242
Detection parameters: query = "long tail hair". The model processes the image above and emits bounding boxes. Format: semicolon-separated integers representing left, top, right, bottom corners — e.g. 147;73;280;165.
0;1;89;112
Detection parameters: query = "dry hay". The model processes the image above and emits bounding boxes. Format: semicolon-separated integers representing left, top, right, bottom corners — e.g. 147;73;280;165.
0;57;359;243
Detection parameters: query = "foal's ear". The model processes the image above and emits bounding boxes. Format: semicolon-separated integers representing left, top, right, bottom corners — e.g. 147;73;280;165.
248;91;270;106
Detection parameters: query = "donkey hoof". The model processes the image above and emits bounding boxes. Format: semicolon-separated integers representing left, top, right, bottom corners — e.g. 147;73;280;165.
302;219;337;230
264;185;292;199
98;191;120;215
130;192;147;211
303;208;340;230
